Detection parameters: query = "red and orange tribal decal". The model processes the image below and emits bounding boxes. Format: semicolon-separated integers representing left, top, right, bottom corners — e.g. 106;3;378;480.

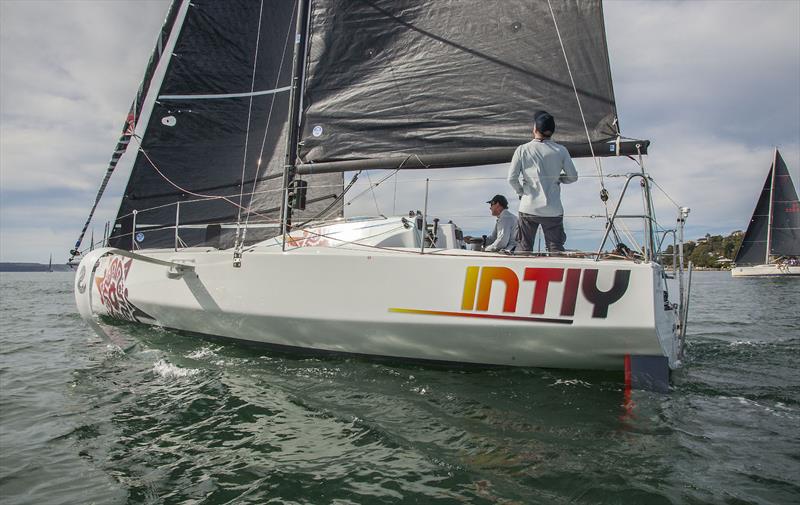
285;228;335;248
391;266;631;323
94;256;151;322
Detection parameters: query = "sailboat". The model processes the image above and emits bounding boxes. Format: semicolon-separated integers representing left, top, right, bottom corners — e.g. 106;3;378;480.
48;254;53;273
71;0;692;388
732;149;800;277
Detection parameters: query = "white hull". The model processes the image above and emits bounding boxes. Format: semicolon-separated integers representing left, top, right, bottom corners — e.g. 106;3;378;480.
731;264;800;277
74;220;681;372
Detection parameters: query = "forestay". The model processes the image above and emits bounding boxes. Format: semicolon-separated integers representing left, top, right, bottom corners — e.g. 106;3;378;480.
109;0;343;250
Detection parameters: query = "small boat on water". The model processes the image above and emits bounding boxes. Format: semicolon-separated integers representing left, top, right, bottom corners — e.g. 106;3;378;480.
732;149;800;277
71;0;693;389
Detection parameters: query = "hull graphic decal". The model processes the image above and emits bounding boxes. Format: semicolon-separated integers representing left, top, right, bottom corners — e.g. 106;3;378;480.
393;266;632;323
389;308;572;324
94;256;153;322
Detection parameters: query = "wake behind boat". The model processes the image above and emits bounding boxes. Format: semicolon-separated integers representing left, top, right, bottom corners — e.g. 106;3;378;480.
732;149;800;277
71;0;692;390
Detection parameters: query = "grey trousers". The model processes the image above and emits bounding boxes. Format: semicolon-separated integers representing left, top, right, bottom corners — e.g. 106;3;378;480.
518;212;566;252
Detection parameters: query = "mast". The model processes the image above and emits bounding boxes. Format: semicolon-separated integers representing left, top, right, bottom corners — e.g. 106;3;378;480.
280;0;311;248
765;147;778;264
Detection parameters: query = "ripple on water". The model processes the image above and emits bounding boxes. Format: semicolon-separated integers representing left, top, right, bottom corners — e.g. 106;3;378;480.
151;359;200;379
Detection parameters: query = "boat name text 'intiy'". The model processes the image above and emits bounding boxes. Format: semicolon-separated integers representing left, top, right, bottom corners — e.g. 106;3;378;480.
461;266;631;319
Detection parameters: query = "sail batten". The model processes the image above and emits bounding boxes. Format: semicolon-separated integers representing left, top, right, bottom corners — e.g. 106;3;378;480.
159;86;292;100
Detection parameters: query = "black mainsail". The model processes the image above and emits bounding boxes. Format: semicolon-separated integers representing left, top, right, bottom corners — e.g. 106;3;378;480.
295;0;643;175
107;0;342;250
734;149;800;265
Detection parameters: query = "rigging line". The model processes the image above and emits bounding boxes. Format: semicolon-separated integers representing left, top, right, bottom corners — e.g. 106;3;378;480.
240;211;634;260
295;171;361;228
365;171;382;216
387;154;427;215
134;138;273;223
69;90;143;256
243;0;298;231
650;178;683;210
235;0;267;232
115;200;188;221
123;179;343;217
617;218;643;254
545;0;607;194
274;221;623;260
546;0;629;250
393;169;398;216
253;223;410;254
346;169;399;206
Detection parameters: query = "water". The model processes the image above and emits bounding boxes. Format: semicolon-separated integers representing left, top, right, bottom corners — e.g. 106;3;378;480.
1;271;798;504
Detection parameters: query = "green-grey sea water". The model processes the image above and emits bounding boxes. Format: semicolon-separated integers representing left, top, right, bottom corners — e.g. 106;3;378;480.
0;271;798;504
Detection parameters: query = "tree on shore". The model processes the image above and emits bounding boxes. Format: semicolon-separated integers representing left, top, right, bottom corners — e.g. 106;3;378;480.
660;231;743;268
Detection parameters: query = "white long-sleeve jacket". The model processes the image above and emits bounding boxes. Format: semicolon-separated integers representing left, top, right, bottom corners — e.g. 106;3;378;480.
508;139;578;217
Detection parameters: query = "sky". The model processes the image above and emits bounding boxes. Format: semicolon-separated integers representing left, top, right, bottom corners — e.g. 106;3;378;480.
0;0;798;263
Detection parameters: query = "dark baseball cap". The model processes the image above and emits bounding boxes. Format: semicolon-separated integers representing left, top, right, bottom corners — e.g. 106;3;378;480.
486;194;508;207
534;110;556;135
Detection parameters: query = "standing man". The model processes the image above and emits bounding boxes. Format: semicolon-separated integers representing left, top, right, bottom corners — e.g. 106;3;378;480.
463;195;518;252
508;111;578;253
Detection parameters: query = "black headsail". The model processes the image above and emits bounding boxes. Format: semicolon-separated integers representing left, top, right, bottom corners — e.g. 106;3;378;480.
294;0;645;175
107;0;342;250
734;149;800;265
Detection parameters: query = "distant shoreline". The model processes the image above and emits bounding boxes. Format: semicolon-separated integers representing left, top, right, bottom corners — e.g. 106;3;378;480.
0;263;73;272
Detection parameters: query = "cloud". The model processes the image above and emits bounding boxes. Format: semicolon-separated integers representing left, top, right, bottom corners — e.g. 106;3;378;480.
605;0;800;146
1;0;169;261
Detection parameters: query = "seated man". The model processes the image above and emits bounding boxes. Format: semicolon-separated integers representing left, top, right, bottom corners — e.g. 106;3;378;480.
463;195;519;252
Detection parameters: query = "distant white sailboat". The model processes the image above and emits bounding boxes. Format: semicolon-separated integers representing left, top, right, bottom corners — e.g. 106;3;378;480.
732;149;800;277
71;0;693;390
